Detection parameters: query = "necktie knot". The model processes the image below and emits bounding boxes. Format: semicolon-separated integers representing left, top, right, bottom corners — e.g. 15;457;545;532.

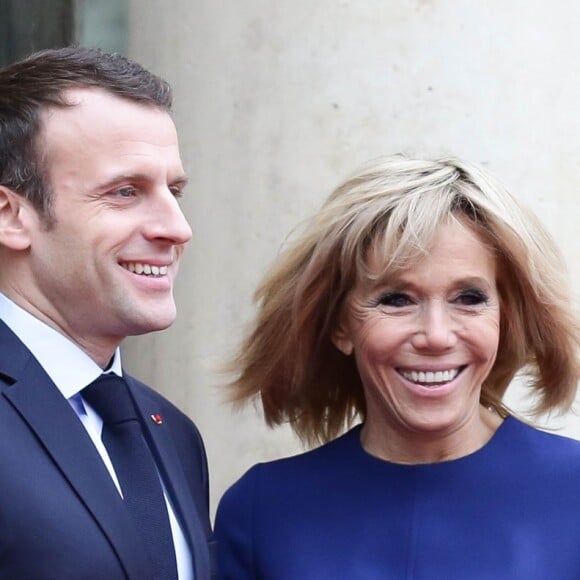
83;374;137;424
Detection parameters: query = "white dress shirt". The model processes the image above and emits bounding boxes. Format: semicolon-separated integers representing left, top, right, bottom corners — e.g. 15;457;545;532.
0;293;193;580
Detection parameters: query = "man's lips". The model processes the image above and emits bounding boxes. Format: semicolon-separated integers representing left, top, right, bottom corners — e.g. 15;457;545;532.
120;261;169;277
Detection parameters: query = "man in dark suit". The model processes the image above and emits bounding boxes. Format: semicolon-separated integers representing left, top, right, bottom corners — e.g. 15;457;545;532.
0;47;214;579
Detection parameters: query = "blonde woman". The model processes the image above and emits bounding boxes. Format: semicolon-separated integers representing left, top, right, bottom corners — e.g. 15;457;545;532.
216;156;580;579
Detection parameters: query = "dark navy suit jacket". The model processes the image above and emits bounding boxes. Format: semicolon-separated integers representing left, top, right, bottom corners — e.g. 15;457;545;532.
0;320;215;579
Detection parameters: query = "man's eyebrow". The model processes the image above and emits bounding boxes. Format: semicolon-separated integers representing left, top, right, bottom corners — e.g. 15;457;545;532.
170;175;189;187
95;173;147;189
96;173;189;189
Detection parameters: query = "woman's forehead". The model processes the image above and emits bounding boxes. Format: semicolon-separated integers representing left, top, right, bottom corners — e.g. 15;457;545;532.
357;214;494;281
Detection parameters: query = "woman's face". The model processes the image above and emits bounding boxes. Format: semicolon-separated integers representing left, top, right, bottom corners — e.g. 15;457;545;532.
333;219;501;451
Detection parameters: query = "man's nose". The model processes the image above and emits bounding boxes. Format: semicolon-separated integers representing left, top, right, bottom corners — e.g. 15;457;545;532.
144;188;192;245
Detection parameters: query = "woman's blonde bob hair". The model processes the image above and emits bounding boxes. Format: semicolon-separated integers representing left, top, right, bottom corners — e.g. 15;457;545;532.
229;155;579;444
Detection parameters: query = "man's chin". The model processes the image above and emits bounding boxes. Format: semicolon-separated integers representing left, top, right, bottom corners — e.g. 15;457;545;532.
127;311;177;336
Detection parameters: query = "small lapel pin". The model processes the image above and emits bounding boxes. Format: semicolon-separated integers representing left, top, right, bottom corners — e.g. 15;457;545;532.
150;413;163;425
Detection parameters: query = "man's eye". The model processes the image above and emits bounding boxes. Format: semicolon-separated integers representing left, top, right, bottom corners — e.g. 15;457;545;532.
114;186;137;198
169;186;183;198
377;292;413;308
454;289;488;306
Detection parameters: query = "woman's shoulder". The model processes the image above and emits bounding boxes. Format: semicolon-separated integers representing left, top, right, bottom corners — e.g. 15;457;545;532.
218;425;362;505
502;416;580;466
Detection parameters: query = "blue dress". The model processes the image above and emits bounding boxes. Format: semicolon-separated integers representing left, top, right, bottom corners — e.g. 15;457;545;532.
215;417;580;579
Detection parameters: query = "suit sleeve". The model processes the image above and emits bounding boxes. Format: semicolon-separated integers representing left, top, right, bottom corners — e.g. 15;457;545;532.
214;467;258;579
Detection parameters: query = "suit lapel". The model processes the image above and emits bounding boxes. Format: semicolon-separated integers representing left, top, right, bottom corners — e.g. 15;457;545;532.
129;379;211;578
0;326;149;580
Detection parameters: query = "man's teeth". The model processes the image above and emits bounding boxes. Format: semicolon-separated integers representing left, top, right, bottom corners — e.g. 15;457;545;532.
122;262;168;277
399;368;460;384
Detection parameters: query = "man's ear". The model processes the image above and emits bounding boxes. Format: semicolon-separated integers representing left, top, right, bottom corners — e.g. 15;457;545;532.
331;320;354;356
0;186;34;250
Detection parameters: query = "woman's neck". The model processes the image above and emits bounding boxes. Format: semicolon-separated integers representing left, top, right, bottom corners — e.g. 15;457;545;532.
360;405;504;465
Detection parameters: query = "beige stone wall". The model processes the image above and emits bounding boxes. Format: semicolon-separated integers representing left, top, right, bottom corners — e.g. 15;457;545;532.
125;0;580;517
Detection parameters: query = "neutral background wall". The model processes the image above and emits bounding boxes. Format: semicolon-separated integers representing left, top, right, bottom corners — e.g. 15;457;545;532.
125;1;580;517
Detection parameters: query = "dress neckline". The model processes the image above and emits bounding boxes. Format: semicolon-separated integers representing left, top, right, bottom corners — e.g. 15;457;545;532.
350;415;516;469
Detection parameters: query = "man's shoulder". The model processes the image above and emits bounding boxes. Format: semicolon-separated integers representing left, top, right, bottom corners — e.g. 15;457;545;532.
125;373;189;414
124;373;205;443
0;319;33;384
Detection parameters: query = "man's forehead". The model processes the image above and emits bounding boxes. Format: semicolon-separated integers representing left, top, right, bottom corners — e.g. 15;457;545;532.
40;87;169;124
38;87;182;182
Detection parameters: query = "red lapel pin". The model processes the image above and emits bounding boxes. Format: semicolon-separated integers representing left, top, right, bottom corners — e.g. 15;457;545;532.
150;413;163;425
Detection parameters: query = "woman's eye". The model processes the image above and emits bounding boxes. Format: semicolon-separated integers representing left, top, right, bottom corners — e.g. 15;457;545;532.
377;292;413;308
455;289;488;306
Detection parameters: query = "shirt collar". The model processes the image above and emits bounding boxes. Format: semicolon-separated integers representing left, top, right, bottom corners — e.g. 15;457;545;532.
0;293;123;399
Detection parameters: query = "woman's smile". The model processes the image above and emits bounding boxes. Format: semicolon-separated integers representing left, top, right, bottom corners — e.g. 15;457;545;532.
333;218;501;460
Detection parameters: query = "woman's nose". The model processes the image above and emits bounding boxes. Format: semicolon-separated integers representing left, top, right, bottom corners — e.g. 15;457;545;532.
411;303;458;351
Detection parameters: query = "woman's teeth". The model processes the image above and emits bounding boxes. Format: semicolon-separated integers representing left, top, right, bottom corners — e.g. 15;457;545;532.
399;368;461;385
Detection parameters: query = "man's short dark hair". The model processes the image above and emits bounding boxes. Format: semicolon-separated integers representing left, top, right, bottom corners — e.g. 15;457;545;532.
0;46;173;220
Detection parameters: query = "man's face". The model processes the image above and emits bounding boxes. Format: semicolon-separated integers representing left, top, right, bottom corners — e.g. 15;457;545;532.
21;88;192;361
